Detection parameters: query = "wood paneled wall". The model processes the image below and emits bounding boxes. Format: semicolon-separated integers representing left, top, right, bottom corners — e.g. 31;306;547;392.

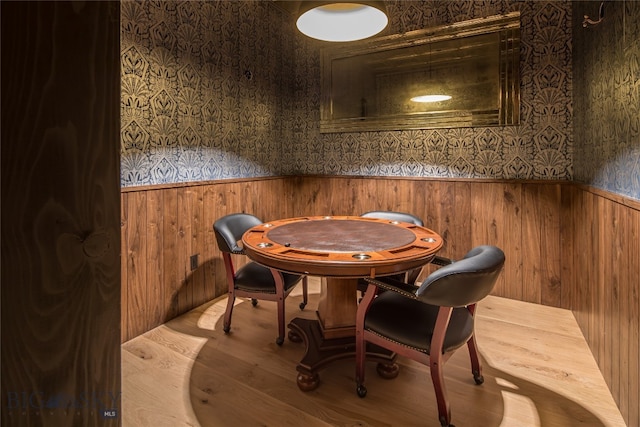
120;175;639;426
121;176;567;341
563;185;640;426
120;178;296;341
285;176;566;307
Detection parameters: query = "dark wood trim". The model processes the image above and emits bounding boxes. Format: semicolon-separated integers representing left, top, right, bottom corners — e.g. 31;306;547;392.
120;175;286;193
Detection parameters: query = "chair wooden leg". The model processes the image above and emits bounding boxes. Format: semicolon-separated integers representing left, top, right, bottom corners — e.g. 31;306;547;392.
465;305;484;385
276;295;285;345
223;293;235;334
430;356;452;427
430;306;454;426
299;276;308;310
355;328;367;397
466;334;484;384
355;284;377;398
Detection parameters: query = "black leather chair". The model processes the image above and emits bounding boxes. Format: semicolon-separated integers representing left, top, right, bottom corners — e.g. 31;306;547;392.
355;245;505;427
213;213;308;345
358;211;426;291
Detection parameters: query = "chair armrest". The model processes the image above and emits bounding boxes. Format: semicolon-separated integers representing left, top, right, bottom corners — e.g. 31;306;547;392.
431;255;454;266
364;276;419;299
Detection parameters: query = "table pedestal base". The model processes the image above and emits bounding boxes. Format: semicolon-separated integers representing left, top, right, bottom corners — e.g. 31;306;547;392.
288;317;398;391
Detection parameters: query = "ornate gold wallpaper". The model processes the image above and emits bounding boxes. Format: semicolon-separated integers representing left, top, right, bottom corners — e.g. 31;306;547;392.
573;1;640;201
119;0;638;202
121;0;294;185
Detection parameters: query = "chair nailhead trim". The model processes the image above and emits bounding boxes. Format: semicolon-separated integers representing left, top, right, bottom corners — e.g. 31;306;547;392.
365;328;429;354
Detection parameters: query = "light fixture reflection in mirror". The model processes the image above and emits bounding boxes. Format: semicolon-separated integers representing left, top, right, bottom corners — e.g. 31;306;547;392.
411;94;452;103
297;2;388;42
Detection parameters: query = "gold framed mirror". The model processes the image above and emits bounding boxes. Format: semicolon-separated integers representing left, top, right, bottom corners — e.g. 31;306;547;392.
320;12;520;133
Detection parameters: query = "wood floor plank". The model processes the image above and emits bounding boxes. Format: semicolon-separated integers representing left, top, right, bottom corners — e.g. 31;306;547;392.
122;335;205;427
122;278;625;427
477;294;583;337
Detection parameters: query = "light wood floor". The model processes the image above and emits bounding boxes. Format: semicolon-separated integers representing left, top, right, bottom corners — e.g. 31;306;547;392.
122;278;626;426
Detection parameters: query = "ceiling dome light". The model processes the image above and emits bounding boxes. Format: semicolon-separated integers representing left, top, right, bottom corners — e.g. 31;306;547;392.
411;95;452;103
296;2;388;42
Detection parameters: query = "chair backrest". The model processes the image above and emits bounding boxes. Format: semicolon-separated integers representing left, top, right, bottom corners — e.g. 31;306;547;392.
360;210;424;226
213;213;262;254
416;245;505;307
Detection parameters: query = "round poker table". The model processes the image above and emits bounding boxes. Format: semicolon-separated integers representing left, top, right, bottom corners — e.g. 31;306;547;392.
242;215;443;278
241;215;444;391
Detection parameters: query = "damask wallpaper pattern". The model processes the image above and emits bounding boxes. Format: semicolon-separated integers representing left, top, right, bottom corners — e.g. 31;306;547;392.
121;1;575;187
121;0;293;186
573;1;640;201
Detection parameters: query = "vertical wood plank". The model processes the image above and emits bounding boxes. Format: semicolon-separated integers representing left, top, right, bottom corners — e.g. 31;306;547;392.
617;199;629;422
559;184;575;310
326;178;341;215
177;187;193;315
126;192;148;339
244;180;261;218
398;180;429;225
291;176;321;217
589;192;599;357
470;182;500;295
569;187;582;325
629;207;640;427
614;199;625;409
202;184;219;304
585;192;599;364
451;181;472;260
408;179;429;230
501;183;523;301
163;188;179;321
146;189;164;328
421;180;439;236
373;178;392;212
396;179;411;213
481;183;507;298
601;197;614;402
211;185;231;297
469;182;488;249
596;196;606;373
121;194;129;343
355;177;376;214
575;189;592;339
436;182;456;259
191;186;206;308
540;184;562;307
522;184;541;304
279;179;295;219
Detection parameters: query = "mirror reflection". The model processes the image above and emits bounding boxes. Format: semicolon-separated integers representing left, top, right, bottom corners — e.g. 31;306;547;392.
320;12;520;133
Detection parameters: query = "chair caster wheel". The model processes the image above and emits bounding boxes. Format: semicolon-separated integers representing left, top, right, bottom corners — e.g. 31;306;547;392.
276;336;284;346
251;298;258;307
223;325;230;334
473;374;484;385
299;302;307;310
356;384;367;398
